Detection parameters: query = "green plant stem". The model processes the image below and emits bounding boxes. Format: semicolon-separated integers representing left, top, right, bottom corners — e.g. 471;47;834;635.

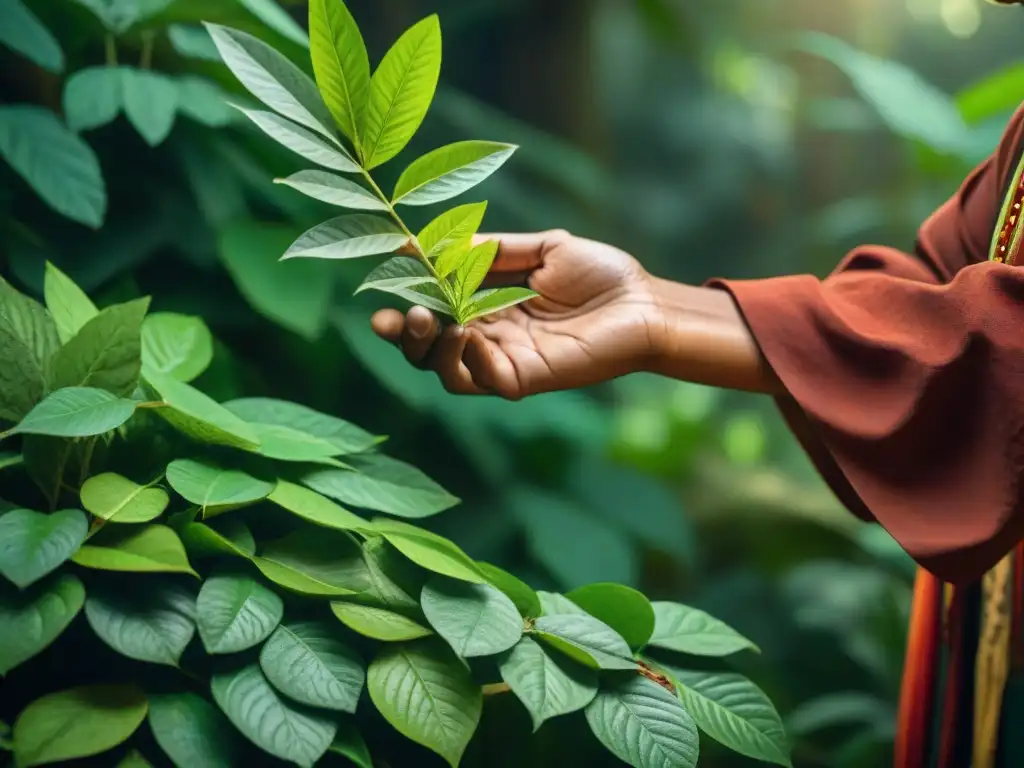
358;168;439;279
104;34;117;66
135;400;166;409
482;682;510;696
139;31;154;70
78;438;96;486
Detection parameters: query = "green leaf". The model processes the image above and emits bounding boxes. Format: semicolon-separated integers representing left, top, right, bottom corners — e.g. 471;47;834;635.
141;312;213;383
177;517;256;561
72;524;197;577
0;276;59;371
328;721;372;768
433;239;472;282
21;436;69;510
454;240;497;307
477;561;541;618
245;423;348;463
418;202;487;259
205;23;336;141
6;388;136;438
211;664;336;768
394;141;516;206
166;459;274;516
81;473;169;524
254;527;368;597
585;676;699;768
498;635;597;731
355;256;434;296
0;508;87;589
565;583;655;650
309;0;369;145
0;105;106;227
358;536;423;609
532;614;636;671
0;0;64;73
144;368;260;449
649;602;758;657
63;67;121;132
13;684;148;767
463;287;538;323
148;692;246;768
117;749;153;768
49;297;149;394
84;579;196;666
71;0;144;33
121;68;178;146
368;518;486;584
0;451;22;471
223;397;381;455
282;214;408;261
238;0;309;47
177;77;234;127
957;62;1024;124
168;24;220;60
360;15;442;169
276;170;386;210
538;591;587;617
301;453;458;518
0;317;44;422
234;107;359;172
330;601;432;642
0;573;84;675
196;571;283;654
420;576;521;657
269;480;367;531
43;262;98;345
260;621;365;712
367;638;481;767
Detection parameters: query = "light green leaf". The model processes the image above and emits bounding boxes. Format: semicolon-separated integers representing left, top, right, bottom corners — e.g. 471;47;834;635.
0;105;106;227
394;141;516;206
234;107;359;172
196;571;283;654
165;459;274;516
565;583;655;650
301;453;458;518
223;397;382;455
355;256;434;296
532;614;636;671
254;527;368;597
328;721;372;768
368;518;486;584
177;76;234;127
477;562;541;618
309;0;369;145
379;281;454;316
0;508;87;588
176;517;256;561
148;692;246;768
84;579;195;666
0;0;64;73
649;602;758;657
433;239;472;281
585;676;700;768
13;684;148;767
0;574;84;675
498;635;597;731
245;423;348;463
269;480;367;531
418;202;487;259
330;601;432;642
211;664;336;768
141;312;213;383
282;214;407;260
238;0;309;47
72;524;197;577
81;473;169;524
538;591;587;617
957;62;1024;124
420;576;521;657
367;638;481;767
71;0;143;33
360;15;442;169
6;388;136;438
260;621;365;712
121;68;178;146
454;240;497;307
43;262;98;344
276;170;386;210
63;67;121;132
463;286;538;323
143;368;260;450
168;24;220;60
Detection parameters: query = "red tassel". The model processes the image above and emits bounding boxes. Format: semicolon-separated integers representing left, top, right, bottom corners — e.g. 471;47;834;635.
895;568;942;768
937;586;966;767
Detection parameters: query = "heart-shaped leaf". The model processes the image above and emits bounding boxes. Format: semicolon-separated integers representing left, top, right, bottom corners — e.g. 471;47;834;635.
276;170;386;210
393;141;516;206
80;473;169;524
532;614;636;671
367;519;486;584
649;602;758;657
233;107;359;172
72;525;197;577
0;508;87;588
141;312;213;383
282;214;407;260
268;480;367;531
196;572;283;654
43;262;97;345
499;635;597;731
166;459;274;516
148;692;246;768
260;621;365;712
309;0;369;145
566;583;655;650
6;388;137;438
0;574;85;675
420;576;522;657
330;601;432;642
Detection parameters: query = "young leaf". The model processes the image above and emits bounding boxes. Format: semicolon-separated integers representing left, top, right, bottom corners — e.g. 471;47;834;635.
5;388;137;438
0;508;87;589
498;635;597;731
196;571;283;654
234;107;359;172
359;15;442;169
565;583;655;650
211;664;336;768
44;262;98;344
367;638;482;767
532;614;636;671
147;692;246;768
366;518;487;584
81;473;169;524
418;202;487;259
355;256;434;295
648;602;758;657
143;368;260;450
13;685;148;768
454;239;498;307
165;459;275;516
141;312;213;383
0;574;85;675
269;480;367;531
1;0;64;74
393;141;516;206
330;601;432;642
176;518;256;561
282;214;408;260
254;528;369;597
260;621;365;713
309;0;370;145
223;397;382;455
275;170;386;210
462;286;538;323
121;68;178;146
72;524;197;577
329;721;373;768
433;239;472;281
420;576;522;657
477;562;542;618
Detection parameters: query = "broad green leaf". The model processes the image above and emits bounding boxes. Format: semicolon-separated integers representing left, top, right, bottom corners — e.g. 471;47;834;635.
165;459;274;516
254;527;368;597
223;397;382;455
328;721;372;768
649;602;758;657
211;664;336;768
81;473;168;524
177;518;256;561
234;107;359;172
1;0;64;73
330;601;432;642
0;452;22;471
585;676;699;768
168;24;220;60
368;518;486;584
360;15;442;169
72;524;197;577
246;422;347;463
269;480;367;530
957;62;1024;124
358;535;423;606
177;77;234;127
454;240;498;307
49;297;149;394
477;562;541;618
84;579;195;666
565;583;655;650
196;571;283;654
121;68;178;146
238;0;309;47
141;313;213;383
5;388;136;438
0;276;59;371
71;0;144;33
420;576;522;657
418;202;487;259
0;508;87;589
0;105;106;227
205;23;336;141
13;684;148;767
301;453;458;518
282;214;408;260
367;638;481;767
0;316;44;421
433;239;472;281
463;287;538;323
148;692;246;768
43;262;98;344
394;141;516;206
498;635;597;731
144;368;260;450
0;574;84;675
538;591;587;617
63;67;121;132
309;0;369;144
532;614;636;671
276;170;386;210
355;256;434;296
260;621;365;712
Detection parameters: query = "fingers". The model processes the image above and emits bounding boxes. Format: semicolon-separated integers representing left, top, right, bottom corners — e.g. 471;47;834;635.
463;330;521;399
473;229;569;273
399;306;439;367
370;308;404;344
429;325;486;395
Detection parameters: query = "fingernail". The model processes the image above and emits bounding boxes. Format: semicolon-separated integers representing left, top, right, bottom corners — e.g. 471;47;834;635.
410;322;427;339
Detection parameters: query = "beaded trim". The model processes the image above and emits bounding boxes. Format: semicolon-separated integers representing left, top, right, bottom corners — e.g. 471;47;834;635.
993;157;1024;265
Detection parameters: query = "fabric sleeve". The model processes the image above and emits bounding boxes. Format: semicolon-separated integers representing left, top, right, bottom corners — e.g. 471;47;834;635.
707;105;1024;585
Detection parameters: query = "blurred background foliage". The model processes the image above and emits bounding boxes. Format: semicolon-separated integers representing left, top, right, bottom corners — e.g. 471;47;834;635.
1;0;1022;765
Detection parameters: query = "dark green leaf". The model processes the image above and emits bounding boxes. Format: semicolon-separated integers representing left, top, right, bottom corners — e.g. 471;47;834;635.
254;527;369;597
6;388;136;438
141;312;213;383
196;572;283;654
148;692;245;768
420;576;522;657
532;614;635;671
176;517;256;561
260;621;365;712
165;459;274;516
43;262;98;345
168;24;220;60
276;170;385;210
121;68;178;146
0;0;64;73
309;0;369;145
282;214;407;261
0;573;84;675
328;721;372;768
565;583;655;650
0;276;58;372
177;77;234;127
81;473;168;523
72;524;197;577
0;508;87;588
649;602;758;657
393;141;516;206
499;635;597;731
